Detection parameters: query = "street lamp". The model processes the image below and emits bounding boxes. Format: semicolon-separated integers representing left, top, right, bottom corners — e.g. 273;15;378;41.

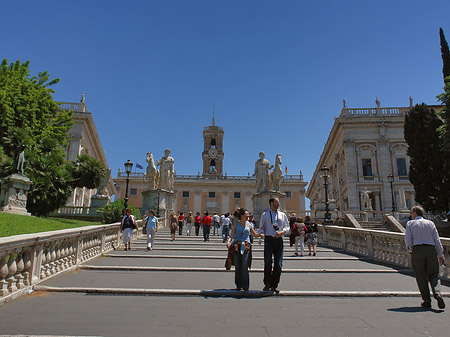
321;165;332;224
387;173;396;213
123;159;133;211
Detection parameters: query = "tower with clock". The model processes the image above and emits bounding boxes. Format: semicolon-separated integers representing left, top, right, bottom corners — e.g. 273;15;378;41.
202;115;224;176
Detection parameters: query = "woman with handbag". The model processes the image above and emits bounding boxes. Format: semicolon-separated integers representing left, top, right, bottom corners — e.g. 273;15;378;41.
169;213;178;241
121;208;138;251
305;215;318;256
226;208;260;291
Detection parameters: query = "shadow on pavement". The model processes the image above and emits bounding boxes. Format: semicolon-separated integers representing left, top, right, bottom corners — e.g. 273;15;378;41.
387;306;445;313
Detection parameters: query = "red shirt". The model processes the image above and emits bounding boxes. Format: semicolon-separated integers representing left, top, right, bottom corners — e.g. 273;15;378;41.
178;214;185;221
202;216;213;226
194;215;201;224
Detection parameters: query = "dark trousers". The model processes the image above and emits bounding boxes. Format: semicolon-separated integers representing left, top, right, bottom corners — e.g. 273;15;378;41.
178;222;183;235
222;226;230;242
203;225;211;241
195;223;200;236
234;249;250;290
263;236;284;288
412;245;441;303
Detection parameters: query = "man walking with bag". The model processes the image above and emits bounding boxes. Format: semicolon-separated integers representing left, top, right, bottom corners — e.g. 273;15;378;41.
405;206;446;309
259;197;289;292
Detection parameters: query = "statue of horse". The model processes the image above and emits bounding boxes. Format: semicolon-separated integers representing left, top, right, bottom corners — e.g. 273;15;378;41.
269;154;283;192
145;152;159;190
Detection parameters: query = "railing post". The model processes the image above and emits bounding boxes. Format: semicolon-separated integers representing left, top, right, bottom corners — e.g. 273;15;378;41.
341;229;346;252
366;233;373;260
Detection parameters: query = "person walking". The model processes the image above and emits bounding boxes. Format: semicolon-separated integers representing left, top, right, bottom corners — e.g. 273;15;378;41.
405;206;446;309
178;212;185;235
185;211;193;236
120;209;138;251
226;208;260;291
145;209;158;251
202;211;213;242
169;213;178;241
304;215;318;256
194;212;201;236
258;197;289;292
212;212;220;236
290;217;307;256
221;212;231;243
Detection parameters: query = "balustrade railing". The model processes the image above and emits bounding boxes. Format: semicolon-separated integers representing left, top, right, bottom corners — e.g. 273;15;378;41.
340;107;406;117
0;221;144;302
317;225;450;281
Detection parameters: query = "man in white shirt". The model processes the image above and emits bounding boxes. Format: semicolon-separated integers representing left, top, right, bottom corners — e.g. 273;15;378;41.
259;197;289;292
404;206;445;309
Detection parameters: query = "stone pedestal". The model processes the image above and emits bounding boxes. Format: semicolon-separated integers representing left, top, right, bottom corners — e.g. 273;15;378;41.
252;191;286;228
142;189;174;227
0;173;32;216
90;195;110;208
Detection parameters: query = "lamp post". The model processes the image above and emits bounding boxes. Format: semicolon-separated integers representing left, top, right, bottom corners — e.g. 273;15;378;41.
321;165;332;224
387;173;396;213
123;159;133;211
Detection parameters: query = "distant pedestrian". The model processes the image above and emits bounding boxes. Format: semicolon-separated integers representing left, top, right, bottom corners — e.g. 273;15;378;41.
178;212;185;235
258;197;290;292
194;212;201;236
213;212;220;236
304;215;318;256
226;208;260;291
186;212;193;236
248;214;256;244
121;209;138;251
145;209;158;251
221;213;231;243
169;213;178;241
290;217;306;256
202;211;213;242
405;206;446;309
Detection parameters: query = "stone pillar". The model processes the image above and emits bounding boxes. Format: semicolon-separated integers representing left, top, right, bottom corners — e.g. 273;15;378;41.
222;192;229;214
343;139;359;210
0;173;32;216
245;192;253;213
252;191;286;227
194;191;201;214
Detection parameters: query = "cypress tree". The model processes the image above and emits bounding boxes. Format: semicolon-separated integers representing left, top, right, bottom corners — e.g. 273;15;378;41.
439;28;450;82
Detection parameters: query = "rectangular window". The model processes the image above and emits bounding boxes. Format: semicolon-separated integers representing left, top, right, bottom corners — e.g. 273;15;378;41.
362;159;373;176
130;188;137;195
233;192;241;199
209;192;216;198
397;158;407;176
182;191;190;198
285;191;292;198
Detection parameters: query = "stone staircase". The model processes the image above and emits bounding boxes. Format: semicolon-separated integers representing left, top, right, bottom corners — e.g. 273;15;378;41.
359;220;392;231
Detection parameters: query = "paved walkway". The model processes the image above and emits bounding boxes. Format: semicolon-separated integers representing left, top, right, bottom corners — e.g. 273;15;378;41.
0;228;449;336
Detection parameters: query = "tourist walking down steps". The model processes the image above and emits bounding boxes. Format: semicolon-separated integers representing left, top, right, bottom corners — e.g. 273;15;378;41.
121;208;138;251
144;209;158;251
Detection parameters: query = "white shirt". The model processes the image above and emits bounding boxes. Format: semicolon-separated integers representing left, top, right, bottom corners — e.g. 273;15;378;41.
404;216;443;257
258;209;289;237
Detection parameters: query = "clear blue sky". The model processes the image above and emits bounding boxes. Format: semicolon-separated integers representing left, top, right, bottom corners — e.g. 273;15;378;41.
2;0;450;201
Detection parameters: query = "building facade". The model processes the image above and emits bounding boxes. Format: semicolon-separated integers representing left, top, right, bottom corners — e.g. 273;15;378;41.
59;96;116;207
306;100;441;220
114;120;307;218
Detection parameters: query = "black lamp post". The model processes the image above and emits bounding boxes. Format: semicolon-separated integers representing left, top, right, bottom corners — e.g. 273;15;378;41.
321;165;332;224
123;159;133;211
388;173;396;213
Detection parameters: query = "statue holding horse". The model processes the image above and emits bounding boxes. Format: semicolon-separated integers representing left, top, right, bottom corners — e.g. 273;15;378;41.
269;154;283;192
145;152;159;190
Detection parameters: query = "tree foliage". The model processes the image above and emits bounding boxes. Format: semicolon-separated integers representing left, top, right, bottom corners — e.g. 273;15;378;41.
0;59;106;216
404;104;449;212
439;28;450;81
99;199;142;224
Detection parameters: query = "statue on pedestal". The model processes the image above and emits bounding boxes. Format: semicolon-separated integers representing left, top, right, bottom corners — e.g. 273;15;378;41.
13;144;26;175
157;149;175;191
254;152;272;193
269;154;283;192
361;189;372;210
95;169;111;197
145;152;159;190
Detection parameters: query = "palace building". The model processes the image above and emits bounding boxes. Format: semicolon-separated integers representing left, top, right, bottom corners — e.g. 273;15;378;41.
113;118;308;218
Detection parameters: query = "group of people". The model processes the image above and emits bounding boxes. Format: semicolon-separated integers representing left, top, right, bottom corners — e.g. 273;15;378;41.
288;214;318;257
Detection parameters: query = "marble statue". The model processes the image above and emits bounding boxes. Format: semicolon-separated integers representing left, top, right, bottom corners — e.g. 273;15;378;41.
145;152;160;190
361;189;372;210
254;152;272;193
157;149;175;191
13;144;25;175
375;96;380;108
96;169;111;196
269;154;283;192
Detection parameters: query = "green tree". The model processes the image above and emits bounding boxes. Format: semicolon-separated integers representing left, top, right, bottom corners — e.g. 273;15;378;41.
100;199;142;224
404;104;449;212
439;27;450;81
438;28;450;157
0;59;106;216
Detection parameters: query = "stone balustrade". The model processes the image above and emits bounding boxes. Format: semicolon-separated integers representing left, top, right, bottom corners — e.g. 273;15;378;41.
0;221;143;302
340;107;406;117
318;225;450;281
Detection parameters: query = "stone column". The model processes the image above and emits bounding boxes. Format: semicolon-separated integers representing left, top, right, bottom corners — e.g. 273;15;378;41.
222;192;229;214
343;139;358;210
194;191;201;214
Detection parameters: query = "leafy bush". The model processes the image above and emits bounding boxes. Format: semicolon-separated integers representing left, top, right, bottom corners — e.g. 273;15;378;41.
100;199;142;224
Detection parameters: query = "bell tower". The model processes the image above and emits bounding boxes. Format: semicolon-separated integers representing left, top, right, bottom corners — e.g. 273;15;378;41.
202;115;224;176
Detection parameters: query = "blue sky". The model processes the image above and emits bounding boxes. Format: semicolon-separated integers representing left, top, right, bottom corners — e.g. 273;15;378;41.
2;0;450;201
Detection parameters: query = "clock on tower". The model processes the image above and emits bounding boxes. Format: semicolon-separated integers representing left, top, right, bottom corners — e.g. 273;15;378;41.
202;118;224;176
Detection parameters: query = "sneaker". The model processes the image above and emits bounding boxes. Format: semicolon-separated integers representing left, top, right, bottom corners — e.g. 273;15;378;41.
294;253;298;256
421;301;432;309
271;287;280;293
313;252;316;256
263;285;271;291
436;296;446;309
